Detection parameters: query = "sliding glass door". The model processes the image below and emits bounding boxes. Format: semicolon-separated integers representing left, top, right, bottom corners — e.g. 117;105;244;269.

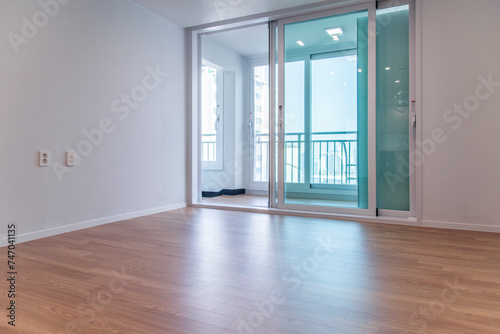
376;3;414;215
192;1;415;216
276;4;376;214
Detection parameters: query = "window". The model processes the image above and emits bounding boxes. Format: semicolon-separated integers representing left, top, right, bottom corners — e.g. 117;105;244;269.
201;63;224;170
311;54;358;185
252;64;270;183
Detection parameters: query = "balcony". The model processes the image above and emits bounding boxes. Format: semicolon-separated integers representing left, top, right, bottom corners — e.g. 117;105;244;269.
254;132;358;185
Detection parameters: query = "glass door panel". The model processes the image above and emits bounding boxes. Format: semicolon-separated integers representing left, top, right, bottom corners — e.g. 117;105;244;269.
281;9;370;209
376;5;411;211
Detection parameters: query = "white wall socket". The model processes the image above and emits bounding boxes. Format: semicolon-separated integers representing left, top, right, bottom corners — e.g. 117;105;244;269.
39;150;50;167
66;151;76;167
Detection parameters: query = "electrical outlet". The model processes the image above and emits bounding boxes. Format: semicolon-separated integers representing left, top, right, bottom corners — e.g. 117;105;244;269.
39;150;50;167
66;151;76;167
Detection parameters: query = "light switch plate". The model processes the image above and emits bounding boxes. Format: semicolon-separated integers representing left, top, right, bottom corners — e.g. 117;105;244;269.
66;151;76;167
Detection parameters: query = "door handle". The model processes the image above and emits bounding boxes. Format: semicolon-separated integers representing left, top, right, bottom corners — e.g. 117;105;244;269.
279;105;283;132
411;100;416;141
411;114;416;141
215;105;220;131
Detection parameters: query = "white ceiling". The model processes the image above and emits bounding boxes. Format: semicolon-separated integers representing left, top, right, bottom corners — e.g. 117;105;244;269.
131;0;345;28
130;0;364;58
205;24;269;57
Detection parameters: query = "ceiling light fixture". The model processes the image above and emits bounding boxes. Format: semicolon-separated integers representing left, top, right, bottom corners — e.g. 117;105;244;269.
326;27;343;41
326;27;343;36
297;41;304;46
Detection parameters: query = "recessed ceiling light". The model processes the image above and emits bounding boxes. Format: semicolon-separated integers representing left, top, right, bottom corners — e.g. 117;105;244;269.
385;67;391;70
395;80;400;83
358;69;362;73
332;35;339;41
297;41;304;46
326;27;343;36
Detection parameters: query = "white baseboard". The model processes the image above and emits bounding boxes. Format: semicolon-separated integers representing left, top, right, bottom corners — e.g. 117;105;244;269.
0;203;187;247
422;219;500;233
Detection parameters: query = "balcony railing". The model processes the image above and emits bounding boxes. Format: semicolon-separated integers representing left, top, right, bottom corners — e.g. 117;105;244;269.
254;133;270;182
202;134;216;162
255;132;357;185
204;132;358;185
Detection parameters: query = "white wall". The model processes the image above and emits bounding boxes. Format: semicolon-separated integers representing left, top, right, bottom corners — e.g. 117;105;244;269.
201;35;245;192
0;0;186;245
420;0;500;232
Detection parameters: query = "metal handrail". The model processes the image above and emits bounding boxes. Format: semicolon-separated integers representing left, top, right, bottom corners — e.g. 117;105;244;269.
203;132;358;184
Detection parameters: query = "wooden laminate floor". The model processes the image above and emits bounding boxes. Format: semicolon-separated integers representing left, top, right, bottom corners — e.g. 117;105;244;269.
1;208;499;333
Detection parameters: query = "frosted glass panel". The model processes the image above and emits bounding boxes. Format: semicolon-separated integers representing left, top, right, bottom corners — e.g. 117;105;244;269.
376;6;410;211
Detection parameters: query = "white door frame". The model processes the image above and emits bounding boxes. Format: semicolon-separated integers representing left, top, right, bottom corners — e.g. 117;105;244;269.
188;1;421;224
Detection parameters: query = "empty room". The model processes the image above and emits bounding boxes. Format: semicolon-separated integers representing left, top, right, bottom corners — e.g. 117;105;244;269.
1;0;500;333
